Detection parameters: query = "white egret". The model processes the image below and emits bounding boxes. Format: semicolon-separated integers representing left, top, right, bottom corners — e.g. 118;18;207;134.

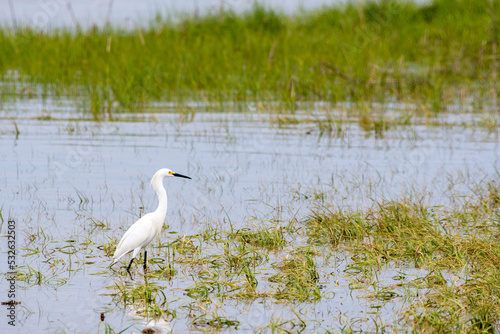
111;168;191;278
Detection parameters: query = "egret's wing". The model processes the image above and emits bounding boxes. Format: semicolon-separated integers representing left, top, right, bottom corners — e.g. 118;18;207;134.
113;214;155;262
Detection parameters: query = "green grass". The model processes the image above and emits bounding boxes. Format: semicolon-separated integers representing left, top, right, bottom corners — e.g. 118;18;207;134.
107;179;500;331
228;225;287;249
307;181;500;332
14;172;500;332
1;0;499;118
269;247;321;301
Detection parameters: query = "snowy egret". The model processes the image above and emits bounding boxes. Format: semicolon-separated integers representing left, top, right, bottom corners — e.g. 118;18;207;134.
112;168;191;278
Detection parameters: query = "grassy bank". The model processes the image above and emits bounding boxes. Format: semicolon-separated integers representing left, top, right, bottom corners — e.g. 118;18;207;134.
0;0;499;117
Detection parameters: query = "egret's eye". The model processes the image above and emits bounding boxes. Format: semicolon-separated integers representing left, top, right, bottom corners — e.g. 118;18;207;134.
169;171;174;175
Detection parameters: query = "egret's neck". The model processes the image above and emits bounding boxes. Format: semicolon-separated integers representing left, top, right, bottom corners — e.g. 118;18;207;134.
152;177;168;220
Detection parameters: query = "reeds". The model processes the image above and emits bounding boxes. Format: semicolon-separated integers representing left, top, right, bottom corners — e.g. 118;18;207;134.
0;0;498;117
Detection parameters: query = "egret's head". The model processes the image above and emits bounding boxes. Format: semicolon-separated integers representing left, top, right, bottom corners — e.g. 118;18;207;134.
151;168;191;186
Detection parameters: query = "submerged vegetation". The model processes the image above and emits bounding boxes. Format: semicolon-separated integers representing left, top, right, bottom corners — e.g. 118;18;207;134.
110;179;500;332
307;182;500;332
0;0;499;117
14;170;500;332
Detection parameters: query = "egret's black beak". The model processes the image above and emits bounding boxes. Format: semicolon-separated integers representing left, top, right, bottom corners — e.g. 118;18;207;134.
173;172;191;179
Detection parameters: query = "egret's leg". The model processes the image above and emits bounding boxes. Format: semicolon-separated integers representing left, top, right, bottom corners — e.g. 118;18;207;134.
126;258;135;279
143;250;148;271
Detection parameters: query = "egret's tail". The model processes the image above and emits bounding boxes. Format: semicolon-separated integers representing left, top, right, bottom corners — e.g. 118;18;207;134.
112;249;126;264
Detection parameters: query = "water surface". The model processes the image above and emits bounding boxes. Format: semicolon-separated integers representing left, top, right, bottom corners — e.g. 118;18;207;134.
0;98;499;332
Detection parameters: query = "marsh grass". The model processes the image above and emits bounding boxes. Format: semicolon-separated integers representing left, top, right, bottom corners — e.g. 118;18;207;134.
191;314;240;330
14;166;500;332
113;280;169;318
110;223;324;325
229;225;287;249
106;179;500;331
307;181;500;332
1;0;499;120
269;247;321;302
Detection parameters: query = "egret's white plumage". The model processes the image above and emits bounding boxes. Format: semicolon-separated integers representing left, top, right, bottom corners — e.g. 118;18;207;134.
112;168;191;278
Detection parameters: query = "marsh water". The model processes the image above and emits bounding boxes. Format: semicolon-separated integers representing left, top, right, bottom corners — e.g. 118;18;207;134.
1;97;499;333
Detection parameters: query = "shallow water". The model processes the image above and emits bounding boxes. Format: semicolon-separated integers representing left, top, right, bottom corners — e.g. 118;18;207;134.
0;98;499;332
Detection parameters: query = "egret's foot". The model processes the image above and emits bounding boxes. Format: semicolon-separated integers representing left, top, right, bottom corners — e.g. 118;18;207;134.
127;258;135;280
127;269;134;280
